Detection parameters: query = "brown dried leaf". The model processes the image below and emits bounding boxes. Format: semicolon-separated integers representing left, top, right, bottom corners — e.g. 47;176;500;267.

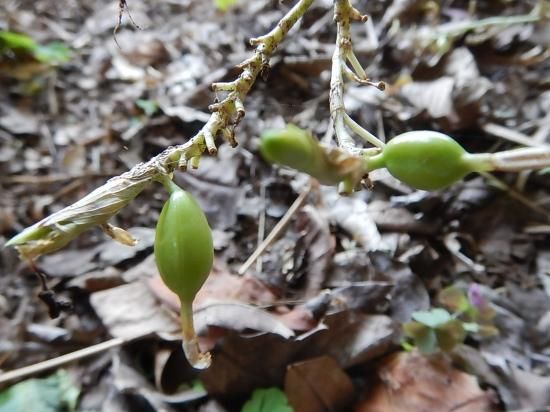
356;351;497;412
284;356;355;412
304;312;396;368
90;280;178;340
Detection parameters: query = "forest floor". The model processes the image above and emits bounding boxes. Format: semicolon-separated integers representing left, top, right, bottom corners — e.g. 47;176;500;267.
1;0;549;411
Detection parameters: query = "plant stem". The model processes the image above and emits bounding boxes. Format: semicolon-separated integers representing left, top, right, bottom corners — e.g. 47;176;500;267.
180;300;211;370
344;112;385;148
436;12;543;39
330;0;355;152
330;0;384;153
466;147;550;172
8;0;316;260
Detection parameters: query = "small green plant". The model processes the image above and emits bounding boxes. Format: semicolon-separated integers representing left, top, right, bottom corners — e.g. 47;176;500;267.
135;99;159;116
401;285;498;354
241;388;293;412
0;370;79;412
0;31;71;65
214;0;238;12
154;178;214;369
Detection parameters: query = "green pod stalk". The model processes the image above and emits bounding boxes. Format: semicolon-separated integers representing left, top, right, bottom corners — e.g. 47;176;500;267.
180;299;211;369
154;179;213;368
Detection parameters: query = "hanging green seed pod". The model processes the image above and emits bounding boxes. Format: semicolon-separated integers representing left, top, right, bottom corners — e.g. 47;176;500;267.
260;124;323;177
259;124;367;188
154;179;213;369
366;131;486;190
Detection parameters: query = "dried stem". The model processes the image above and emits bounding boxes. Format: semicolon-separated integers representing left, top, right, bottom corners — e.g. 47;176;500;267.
468;147;550;172
330;0;385;153
7;0;315;260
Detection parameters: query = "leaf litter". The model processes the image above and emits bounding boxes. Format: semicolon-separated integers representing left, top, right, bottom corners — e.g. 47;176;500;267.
0;0;549;410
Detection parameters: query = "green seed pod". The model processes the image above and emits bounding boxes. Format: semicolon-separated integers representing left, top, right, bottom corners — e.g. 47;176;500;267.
259;124;366;187
260;124;326;177
154;182;213;302
154;180;213;369
369;131;478;190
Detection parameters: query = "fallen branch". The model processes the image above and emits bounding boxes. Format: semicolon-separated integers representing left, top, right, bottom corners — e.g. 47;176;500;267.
6;0;315;261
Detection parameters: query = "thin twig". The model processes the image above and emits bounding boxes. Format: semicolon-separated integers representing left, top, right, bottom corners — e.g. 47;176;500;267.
238;184;311;276
114;0;143;48
480;172;550;222
256;183;267;274
482;123;549;148
0;337;127;386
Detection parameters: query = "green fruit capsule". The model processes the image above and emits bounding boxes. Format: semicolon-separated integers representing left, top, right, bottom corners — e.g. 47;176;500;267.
154;182;213;302
154;180;213;369
260;124;326;178
369;131;480;190
259;124;365;186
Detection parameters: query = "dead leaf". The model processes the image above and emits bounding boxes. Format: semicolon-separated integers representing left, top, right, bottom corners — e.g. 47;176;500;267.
321;188;388;252
400;77;455;119
90;280;178;340
275;305;318;332
147;268;279;314
370;251;430;323
201;332;300;398
356;351;497;412
368;200;439;235
294;204;335;298
329;282;393;313
39;247;100;278
304;312;396;368
194;301;295;339
200;311;395;398
146;273;295;345
284;356;355;412
121;253;158;283
506;367;550;409
98;227;155;265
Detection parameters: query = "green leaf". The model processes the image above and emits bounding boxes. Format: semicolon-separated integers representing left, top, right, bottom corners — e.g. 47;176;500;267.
402;322;438;354
462;322;480;333
414;326;438;354
34;42;71;64
190;379;205;392
435;319;466;352
477;305;496;323
0;31;70;65
0;370;79;412
0;31;37;53
214;0;238;12
136;99;159;116
478;324;499;337
241;388;293;412
412;308;452;328
438;286;471;313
